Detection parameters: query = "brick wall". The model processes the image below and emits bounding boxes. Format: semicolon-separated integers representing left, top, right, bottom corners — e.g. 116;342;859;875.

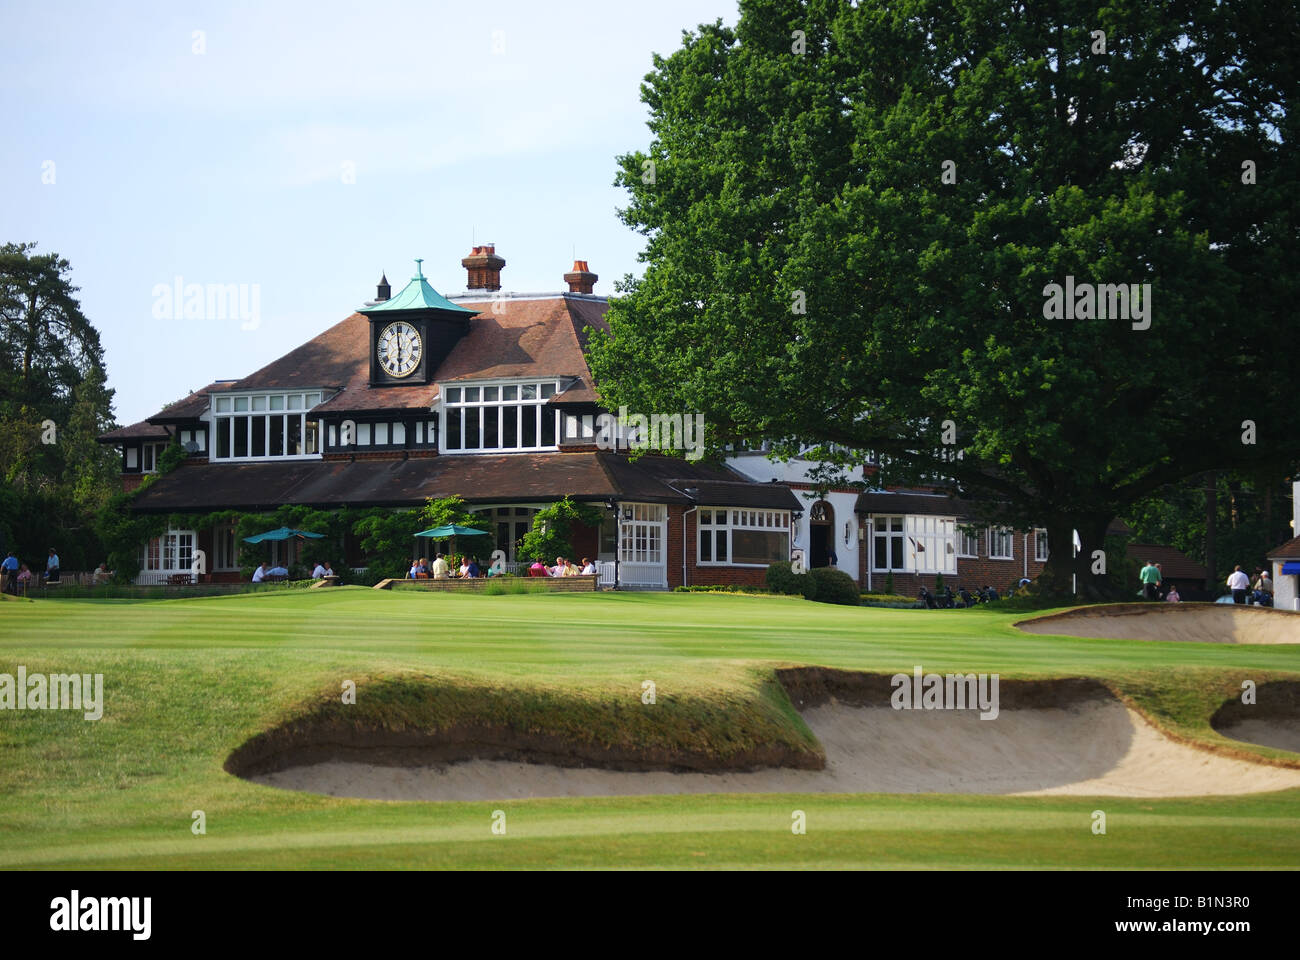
859;528;1046;595
671;505;773;590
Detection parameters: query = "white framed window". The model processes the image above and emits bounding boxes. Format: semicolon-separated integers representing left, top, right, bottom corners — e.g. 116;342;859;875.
126;447;139;470
873;516;907;572
141;529;196;572
620;503;666;564
988;527;1015;560
698;508;790;566
1034;529;1049;562
958;527;979;558
140;441;167;473
442;380;560;453
212;391;323;461
909;516;956;574
873;516;956;573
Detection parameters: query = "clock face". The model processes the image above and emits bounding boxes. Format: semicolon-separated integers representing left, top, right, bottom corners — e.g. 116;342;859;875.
376;321;423;379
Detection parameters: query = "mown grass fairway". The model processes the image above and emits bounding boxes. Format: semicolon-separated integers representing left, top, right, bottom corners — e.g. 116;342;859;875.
2;589;1298;869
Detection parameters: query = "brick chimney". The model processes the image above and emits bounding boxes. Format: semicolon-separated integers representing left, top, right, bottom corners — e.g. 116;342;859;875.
564;260;597;294
461;244;505;291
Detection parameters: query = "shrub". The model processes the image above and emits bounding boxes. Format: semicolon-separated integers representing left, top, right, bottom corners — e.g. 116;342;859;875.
764;561;817;600
933;572;945;593
884;572;895;595
808;566;860;605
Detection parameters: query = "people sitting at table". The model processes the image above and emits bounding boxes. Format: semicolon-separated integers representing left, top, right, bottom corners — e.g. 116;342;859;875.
251;562;269;583
580;558;595;575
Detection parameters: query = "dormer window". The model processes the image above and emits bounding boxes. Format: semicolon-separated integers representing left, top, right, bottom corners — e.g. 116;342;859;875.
212;392;323;460
442;380;559;453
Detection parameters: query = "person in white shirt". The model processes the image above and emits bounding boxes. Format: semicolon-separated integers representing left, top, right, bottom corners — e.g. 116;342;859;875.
251;562;269;583
311;562;327;579
431;554;449;579
1227;565;1250;604
580;558;596;575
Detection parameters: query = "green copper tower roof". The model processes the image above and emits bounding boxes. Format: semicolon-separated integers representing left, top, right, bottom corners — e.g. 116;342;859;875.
361;259;476;315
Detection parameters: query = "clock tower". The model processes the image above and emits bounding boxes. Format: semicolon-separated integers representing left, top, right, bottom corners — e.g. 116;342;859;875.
359;259;477;387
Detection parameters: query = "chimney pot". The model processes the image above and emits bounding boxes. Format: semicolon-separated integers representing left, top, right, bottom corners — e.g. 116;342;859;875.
564;259;598;294
462;244;505;291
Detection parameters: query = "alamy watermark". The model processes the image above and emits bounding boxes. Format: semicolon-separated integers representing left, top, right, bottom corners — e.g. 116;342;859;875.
0;666;103;720
890;665;999;719
594;405;705;461
1042;275;1151;330
152;276;261;330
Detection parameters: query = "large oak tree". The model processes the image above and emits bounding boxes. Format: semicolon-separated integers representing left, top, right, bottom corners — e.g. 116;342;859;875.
589;0;1300;597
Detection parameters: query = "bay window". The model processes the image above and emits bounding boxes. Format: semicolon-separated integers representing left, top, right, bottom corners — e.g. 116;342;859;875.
698;508;790;566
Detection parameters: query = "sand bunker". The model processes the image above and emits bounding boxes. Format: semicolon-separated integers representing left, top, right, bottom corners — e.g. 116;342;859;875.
1212;681;1300;755
1016;603;1300;644
247;685;1300;802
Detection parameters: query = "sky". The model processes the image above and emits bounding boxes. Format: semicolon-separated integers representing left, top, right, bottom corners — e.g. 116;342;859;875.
1;0;739;425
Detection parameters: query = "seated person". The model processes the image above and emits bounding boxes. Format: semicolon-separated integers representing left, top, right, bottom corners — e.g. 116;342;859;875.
551;557;567;577
268;564;290;577
16;564;32;595
457;557;470;578
466;557;481;578
431;554;449;579
251;562;270;583
529;560;547;577
311;561;328;579
488;557;505;577
1165;583;1181;602
580;557;596;575
93;562;112;584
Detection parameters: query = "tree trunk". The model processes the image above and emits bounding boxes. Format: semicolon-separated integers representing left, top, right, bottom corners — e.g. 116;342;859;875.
1036;513;1116;601
1204;472;1217;592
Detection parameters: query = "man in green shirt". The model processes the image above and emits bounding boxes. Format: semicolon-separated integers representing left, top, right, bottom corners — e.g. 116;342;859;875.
1139;561;1162;601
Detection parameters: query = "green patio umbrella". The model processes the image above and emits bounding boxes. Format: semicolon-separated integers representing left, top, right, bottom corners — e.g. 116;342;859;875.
242;526;326;543
414;524;491;564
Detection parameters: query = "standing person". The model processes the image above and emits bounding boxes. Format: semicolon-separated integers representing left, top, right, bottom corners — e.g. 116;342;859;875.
1253;568;1273;596
1165;583;1181;602
1139;560;1161;601
1227;565;1250;604
1154;563;1165;600
1;551;17;594
45;548;60;584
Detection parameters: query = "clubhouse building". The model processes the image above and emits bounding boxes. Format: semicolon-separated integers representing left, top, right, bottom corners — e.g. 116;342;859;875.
100;247;1048;591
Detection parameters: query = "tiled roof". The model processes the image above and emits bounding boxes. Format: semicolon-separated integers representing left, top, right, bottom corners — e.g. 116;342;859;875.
1268;536;1300;559
149;382;230;421
307;295;609;414
126;450;791;514
1125;543;1208;581
97;419;170;443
